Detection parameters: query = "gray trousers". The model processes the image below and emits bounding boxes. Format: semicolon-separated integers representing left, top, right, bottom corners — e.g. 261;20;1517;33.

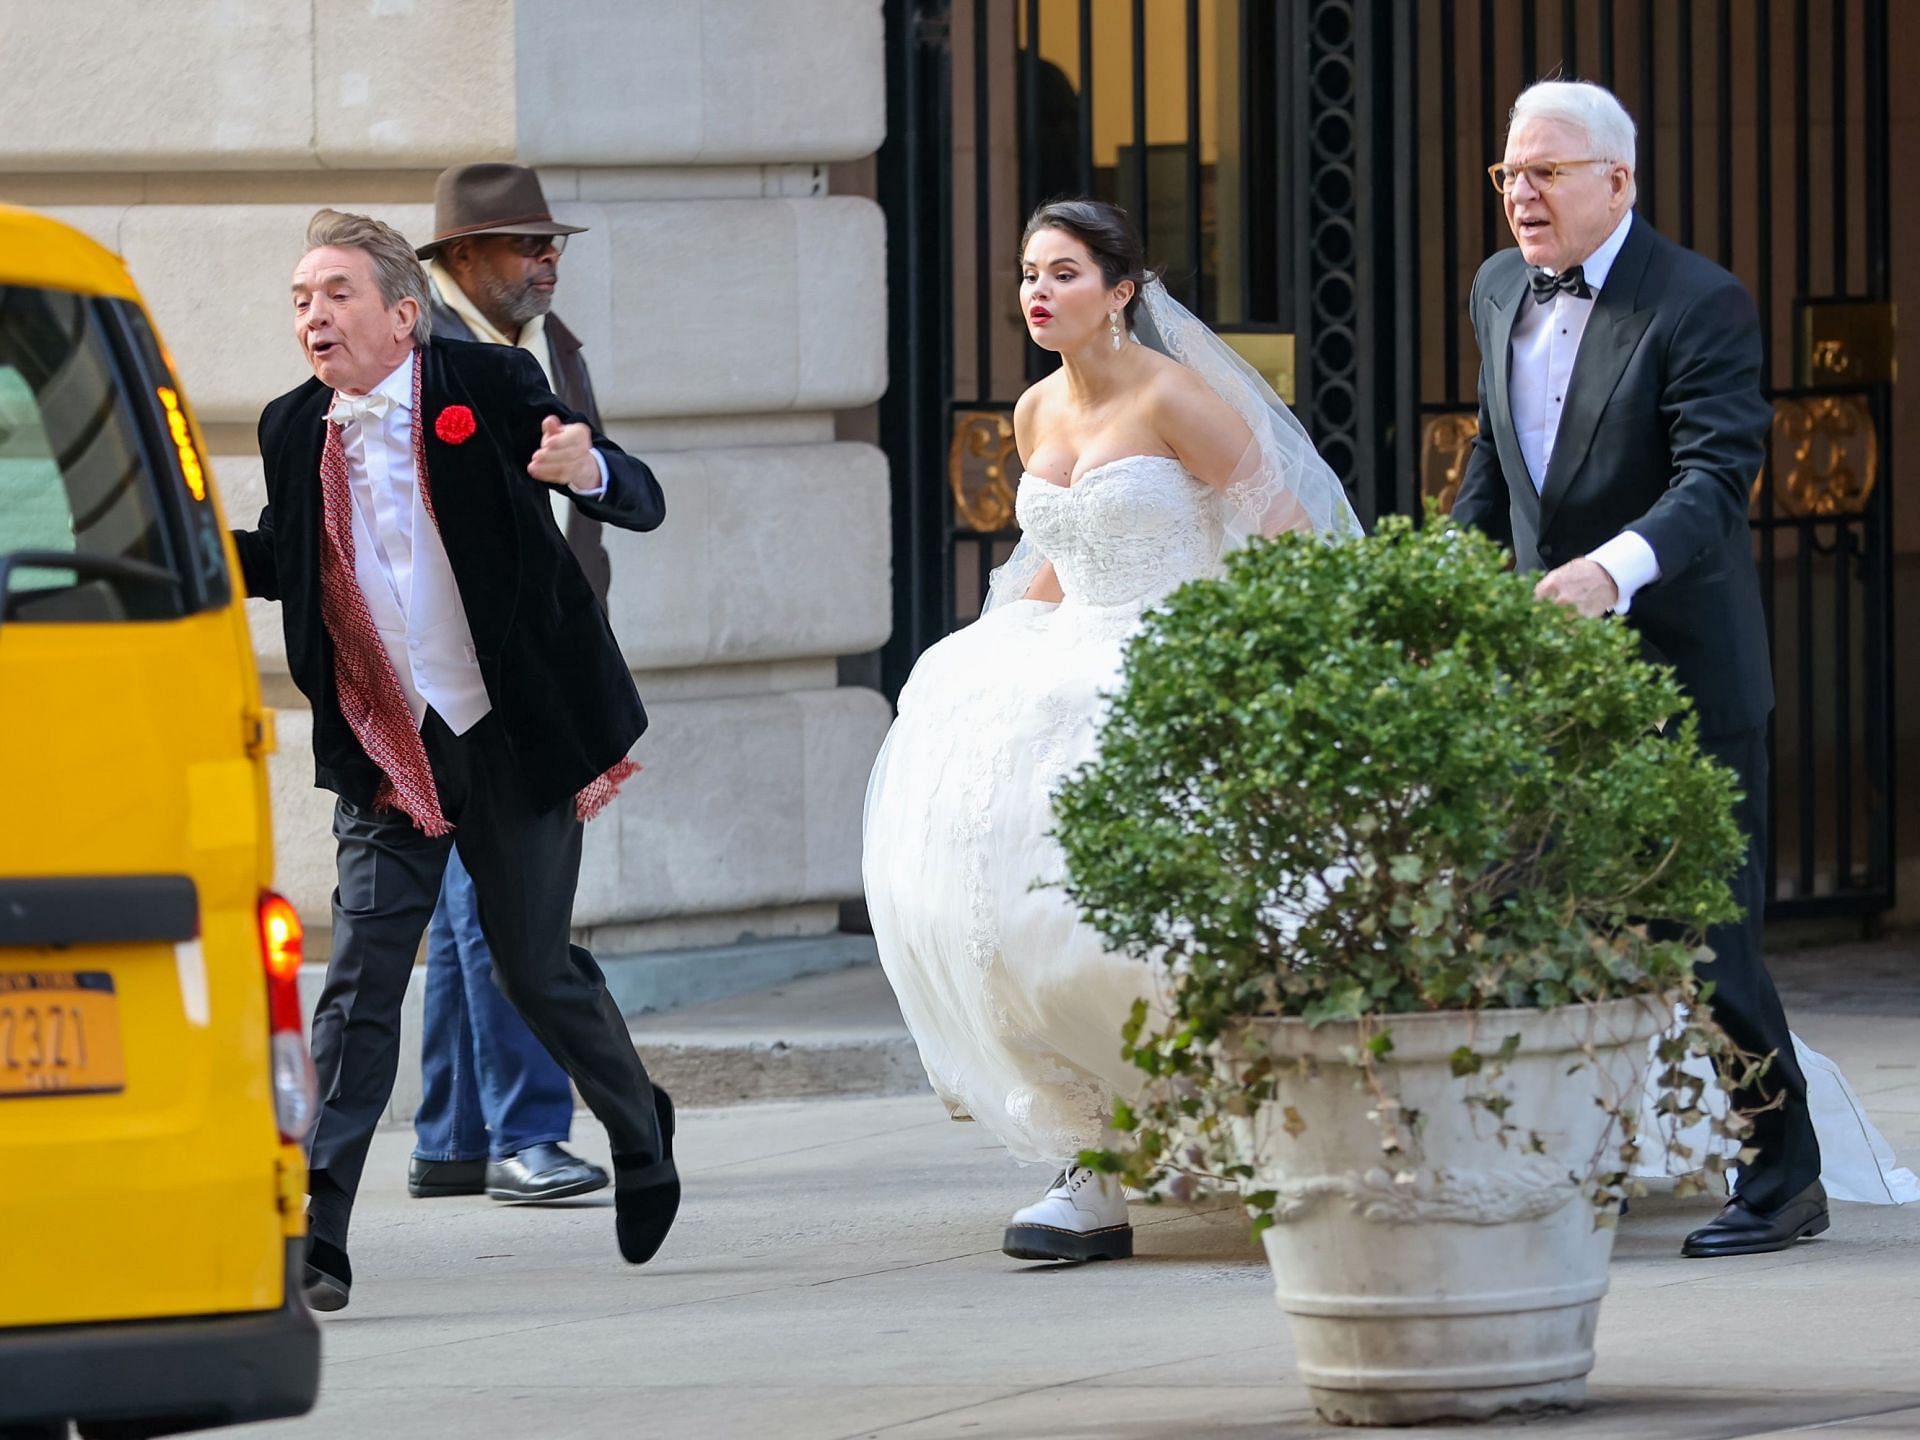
305;710;661;1249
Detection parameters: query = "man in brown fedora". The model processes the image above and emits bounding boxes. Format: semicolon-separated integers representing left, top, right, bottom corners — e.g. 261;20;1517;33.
401;162;632;1209
417;164;612;595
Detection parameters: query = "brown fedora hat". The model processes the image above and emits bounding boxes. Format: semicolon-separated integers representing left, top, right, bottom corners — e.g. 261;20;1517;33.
415;162;587;258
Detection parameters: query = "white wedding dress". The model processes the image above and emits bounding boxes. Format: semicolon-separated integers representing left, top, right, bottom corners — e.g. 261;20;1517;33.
863;455;1218;1164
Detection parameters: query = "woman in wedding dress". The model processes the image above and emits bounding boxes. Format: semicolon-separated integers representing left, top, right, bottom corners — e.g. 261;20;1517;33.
862;200;1360;1263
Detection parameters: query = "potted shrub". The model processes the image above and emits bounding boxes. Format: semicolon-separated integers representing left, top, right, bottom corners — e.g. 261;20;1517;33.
1052;516;1757;1426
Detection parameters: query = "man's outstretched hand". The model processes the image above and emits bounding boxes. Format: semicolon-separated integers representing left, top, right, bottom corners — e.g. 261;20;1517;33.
529;415;599;492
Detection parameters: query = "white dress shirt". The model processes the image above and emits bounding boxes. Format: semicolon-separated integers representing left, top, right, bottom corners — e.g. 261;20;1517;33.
1508;211;1661;613
329;355;492;735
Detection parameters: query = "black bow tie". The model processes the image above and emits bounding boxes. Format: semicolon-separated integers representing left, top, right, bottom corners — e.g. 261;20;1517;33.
1529;264;1592;305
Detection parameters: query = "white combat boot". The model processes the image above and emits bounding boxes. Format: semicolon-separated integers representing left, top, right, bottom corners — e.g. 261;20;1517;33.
1002;1165;1134;1262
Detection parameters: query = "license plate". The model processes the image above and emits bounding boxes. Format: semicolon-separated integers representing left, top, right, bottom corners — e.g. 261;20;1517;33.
0;971;126;1097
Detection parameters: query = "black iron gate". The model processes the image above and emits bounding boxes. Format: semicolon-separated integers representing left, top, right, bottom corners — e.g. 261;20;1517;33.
877;0;1896;919
878;0;1370;679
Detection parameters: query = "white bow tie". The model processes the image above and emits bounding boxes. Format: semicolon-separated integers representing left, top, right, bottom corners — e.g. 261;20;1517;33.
327;391;395;427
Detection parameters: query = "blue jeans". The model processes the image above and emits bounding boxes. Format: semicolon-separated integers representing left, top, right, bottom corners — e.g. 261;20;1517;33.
412;847;576;1163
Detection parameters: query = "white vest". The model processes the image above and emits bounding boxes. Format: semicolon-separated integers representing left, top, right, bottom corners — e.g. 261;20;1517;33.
346;459;492;736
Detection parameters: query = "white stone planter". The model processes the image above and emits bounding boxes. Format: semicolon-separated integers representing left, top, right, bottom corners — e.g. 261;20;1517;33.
1242;997;1663;1426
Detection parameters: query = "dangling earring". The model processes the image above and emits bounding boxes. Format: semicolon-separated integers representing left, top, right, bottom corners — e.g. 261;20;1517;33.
1109;310;1123;351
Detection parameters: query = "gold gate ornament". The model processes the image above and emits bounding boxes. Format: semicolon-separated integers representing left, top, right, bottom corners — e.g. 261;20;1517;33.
947;409;1020;532
1420;413;1480;515
1798;301;1896;387
1757;395;1879;518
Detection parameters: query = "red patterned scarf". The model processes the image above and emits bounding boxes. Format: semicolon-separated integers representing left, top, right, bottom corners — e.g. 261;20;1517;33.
315;351;638;833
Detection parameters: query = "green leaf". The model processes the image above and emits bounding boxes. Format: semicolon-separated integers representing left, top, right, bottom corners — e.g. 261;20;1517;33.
1304;983;1367;1026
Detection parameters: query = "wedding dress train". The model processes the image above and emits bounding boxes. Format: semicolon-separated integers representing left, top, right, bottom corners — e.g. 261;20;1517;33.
1636;1023;1918;1204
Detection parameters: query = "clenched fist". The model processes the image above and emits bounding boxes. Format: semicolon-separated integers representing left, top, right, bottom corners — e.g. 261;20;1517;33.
528;414;600;492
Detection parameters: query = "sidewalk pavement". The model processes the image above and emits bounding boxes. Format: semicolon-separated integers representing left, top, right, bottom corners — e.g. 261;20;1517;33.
235;944;1920;1440
626;960;924;1104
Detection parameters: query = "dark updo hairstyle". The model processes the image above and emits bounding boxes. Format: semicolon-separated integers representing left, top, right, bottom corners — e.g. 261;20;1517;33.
1020;197;1151;326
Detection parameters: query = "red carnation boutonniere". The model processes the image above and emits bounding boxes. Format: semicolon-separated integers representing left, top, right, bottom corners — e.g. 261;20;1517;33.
434;404;477;445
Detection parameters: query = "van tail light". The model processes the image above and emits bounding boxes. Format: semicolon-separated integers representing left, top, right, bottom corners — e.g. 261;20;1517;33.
260;891;318;1144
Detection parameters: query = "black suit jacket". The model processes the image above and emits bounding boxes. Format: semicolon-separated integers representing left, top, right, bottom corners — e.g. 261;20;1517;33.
429;302;614;606
232;338;667;814
1451;216;1774;737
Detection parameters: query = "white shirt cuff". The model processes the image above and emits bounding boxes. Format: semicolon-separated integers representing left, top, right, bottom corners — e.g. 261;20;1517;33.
567;447;610;498
1587;530;1662;615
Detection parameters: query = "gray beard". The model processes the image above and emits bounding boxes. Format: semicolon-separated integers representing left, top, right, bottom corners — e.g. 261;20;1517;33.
472;270;552;331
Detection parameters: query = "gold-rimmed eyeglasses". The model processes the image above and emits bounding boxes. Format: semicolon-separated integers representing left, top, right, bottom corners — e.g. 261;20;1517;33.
1486;158;1613;194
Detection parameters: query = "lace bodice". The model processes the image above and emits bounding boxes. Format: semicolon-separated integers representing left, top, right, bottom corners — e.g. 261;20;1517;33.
1015;455;1220;608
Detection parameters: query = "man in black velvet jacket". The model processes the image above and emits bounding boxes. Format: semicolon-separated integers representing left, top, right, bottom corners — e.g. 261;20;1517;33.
232;209;677;1310
1454;83;1825;1258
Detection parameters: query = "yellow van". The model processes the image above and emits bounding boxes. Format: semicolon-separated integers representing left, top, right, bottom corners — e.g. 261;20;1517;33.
0;206;319;1438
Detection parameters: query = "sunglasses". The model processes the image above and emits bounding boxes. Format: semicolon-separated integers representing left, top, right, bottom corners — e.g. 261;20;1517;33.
499;233;568;258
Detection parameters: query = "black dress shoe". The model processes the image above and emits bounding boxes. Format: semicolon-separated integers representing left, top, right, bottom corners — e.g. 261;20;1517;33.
303;1236;352;1312
486;1142;610;1203
1681;1179;1829;1258
407;1155;487;1198
614;1087;679;1265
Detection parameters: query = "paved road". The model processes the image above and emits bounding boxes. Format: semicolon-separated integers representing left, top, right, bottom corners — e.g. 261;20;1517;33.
231;1007;1920;1440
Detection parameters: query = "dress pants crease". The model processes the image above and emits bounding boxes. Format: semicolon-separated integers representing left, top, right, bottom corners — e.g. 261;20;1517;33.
414;850;578;1163
1693;724;1821;1212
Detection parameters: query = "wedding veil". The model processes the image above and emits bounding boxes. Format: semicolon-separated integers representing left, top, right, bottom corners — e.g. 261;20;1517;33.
982;276;1362;613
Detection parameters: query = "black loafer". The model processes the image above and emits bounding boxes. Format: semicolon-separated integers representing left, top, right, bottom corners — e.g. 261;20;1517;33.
1681;1180;1829;1258
486;1142;609;1203
614;1087;679;1265
303;1236;352;1312
408;1155;487;1198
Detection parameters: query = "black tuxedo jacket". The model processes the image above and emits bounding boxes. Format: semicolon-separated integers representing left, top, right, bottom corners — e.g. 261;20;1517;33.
232;337;666;814
429;302;614;606
1451;216;1774;737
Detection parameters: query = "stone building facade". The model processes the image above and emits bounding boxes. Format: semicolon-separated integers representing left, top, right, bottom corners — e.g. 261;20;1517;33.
1;0;894;959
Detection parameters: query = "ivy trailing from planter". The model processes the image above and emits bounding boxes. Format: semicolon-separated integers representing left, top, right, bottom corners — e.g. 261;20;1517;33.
1051;514;1767;1229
